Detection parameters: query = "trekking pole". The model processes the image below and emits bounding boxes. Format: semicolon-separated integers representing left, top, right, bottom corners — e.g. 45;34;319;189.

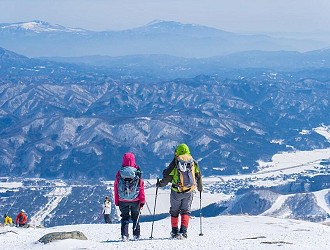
145;201;152;215
199;191;204;236
150;178;159;239
134;210;142;231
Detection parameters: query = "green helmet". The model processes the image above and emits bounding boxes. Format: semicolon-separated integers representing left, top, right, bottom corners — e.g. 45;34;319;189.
175;143;190;156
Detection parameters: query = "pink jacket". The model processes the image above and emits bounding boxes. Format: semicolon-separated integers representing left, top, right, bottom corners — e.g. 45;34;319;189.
114;152;146;206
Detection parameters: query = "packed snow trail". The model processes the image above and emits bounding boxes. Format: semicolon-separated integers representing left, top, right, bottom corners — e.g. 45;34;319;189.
29;181;72;227
1;215;330;250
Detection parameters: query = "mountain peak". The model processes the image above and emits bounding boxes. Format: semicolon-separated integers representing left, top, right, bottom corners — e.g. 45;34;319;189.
0;20;87;33
145;19;201;29
0;46;29;60
133;19;228;37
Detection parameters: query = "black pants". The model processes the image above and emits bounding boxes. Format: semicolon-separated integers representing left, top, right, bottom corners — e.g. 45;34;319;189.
104;214;111;223
119;201;140;237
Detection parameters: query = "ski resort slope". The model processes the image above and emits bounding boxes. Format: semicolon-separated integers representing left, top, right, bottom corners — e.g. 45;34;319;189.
29;180;72;227
1;215;329;250
314;189;330;215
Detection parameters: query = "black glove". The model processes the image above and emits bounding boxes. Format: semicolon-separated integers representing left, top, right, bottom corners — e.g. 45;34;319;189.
139;203;144;210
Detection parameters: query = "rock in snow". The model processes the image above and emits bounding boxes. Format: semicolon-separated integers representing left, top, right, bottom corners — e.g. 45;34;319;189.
38;231;87;244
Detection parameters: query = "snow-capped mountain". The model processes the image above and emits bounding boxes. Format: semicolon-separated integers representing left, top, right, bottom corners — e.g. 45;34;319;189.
0;20;87;33
0;20;327;57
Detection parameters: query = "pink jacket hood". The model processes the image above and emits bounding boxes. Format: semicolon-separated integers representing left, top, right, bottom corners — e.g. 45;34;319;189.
122;152;136;167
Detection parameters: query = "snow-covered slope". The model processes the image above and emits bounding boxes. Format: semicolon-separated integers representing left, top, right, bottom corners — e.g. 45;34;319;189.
223;189;330;222
1;215;329;250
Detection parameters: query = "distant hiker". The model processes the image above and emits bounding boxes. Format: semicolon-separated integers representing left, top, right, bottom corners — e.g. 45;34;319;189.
157;143;203;239
114;152;146;241
102;196;112;223
4;214;13;226
15;209;28;227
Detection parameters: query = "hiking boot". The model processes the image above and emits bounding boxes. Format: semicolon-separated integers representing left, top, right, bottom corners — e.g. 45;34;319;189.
133;235;140;241
182;233;188;238
170;226;181;239
180;225;187;234
170;232;182;239
179;225;188;239
121;235;129;242
171;227;179;235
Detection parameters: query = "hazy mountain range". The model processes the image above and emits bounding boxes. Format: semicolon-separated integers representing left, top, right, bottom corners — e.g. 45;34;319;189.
1;46;330;179
0;20;328;58
42;49;330;80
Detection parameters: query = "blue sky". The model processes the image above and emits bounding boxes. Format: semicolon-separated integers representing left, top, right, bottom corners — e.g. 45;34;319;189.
0;0;329;33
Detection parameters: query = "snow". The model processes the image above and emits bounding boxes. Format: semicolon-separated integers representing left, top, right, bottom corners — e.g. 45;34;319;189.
254;148;330;180
313;125;330;142
261;194;294;217
254;125;330;178
270;139;285;144
1;215;330;250
209;126;330;189
0;180;23;193
314;189;330;215
0;181;23;189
